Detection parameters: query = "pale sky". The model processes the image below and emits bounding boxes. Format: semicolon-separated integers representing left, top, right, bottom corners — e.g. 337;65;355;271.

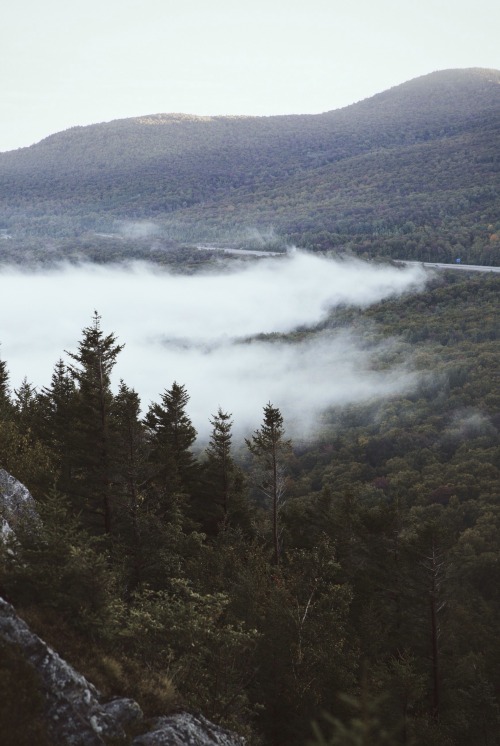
1;0;499;152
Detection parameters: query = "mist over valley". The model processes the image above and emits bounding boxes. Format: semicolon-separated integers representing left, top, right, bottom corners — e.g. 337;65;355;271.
1;65;500;746
0;252;428;440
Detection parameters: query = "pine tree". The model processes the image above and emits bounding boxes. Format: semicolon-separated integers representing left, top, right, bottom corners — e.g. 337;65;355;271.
65;311;124;534
246;403;292;565
0;353;13;417
144;381;198;504
206;409;233;519
13;378;40;435
201;408;250;534
111;380;148;588
37;359;79;494
0;358;55;493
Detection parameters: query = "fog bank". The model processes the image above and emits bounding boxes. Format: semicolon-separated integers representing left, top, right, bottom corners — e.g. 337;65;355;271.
0;252;427;440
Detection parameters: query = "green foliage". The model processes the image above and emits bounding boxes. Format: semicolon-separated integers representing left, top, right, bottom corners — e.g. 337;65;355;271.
2;488;116;637
0;418;56;494
113;579;259;729
246;403;292;565
144;381;199;504
36;358;79;494
0;271;499;744
65;311;125;534
0;355;11;412
310;691;402;746
199;408;252;535
251;539;356;745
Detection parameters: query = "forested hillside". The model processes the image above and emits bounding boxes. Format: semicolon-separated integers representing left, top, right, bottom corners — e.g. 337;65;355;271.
1;66;499;744
1;68;499;264
1;270;499;745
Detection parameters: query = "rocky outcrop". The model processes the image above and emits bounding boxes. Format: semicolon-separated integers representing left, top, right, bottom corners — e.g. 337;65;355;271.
0;596;141;744
0;595;246;745
0;469;246;745
0;468;39;536
133;713;246;745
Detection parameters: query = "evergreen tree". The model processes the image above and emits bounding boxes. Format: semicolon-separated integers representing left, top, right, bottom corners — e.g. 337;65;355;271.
200;408;250;534
246;403;292;565
13;378;40;436
0;352;13;418
144;381;198;504
2;487;115;636
65;311;124;534
206;409;233;520
0;363;55;493
111;380;148;588
37;359;79;494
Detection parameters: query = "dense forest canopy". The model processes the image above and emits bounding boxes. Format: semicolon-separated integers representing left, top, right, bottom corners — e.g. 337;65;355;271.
0;268;499;745
0;68;499;265
0;66;499;744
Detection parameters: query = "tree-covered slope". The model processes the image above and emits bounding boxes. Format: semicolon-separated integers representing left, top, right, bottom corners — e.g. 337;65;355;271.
1;270;499;745
1;68;499;263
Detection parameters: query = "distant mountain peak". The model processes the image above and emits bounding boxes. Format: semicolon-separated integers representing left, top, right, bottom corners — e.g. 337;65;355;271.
1;67;499;267
353;67;500;99
329;66;500;121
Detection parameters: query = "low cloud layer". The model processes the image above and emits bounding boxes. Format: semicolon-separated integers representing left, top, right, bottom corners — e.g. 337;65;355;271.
0;252;427;440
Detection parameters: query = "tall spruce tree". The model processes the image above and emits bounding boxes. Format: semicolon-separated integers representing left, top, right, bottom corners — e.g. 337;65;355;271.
246;403;291;565
0;353;13;417
204;408;234;529
37;359;79;495
111;380;148;587
14;377;39;438
66;312;124;534
201;408;249;534
145;382;198;503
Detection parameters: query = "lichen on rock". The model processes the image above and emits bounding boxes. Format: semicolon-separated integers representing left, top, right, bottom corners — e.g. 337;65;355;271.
0;592;246;745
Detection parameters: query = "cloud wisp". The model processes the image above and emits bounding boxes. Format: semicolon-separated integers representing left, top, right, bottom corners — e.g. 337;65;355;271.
0;252;427;440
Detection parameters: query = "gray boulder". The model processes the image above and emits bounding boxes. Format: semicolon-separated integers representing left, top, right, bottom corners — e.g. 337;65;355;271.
132;712;247;746
0;468;39;536
0;595;140;744
0;595;246;745
0;467;246;746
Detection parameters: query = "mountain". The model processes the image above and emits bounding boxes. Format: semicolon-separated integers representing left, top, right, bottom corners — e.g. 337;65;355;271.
1;68;499;264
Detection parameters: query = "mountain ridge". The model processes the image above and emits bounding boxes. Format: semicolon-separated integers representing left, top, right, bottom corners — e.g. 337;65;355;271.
6;67;500;152
1;68;499;264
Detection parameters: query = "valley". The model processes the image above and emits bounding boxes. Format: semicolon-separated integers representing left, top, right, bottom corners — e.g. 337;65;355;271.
0;68;499;746
0;68;499;267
